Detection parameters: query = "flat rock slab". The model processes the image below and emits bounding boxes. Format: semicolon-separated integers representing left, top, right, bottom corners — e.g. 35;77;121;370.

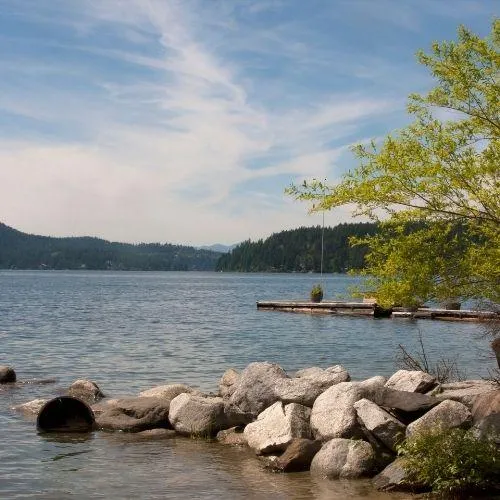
0;366;16;383
385;370;437;393
354;398;406;451
406;399;472;437
139;383;195;402
310;438;375;479
373;387;438;412
95;397;170;432
244;401;311;454
429;380;497;407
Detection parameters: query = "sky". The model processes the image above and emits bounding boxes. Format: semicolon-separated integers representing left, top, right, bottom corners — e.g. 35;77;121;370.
0;0;497;245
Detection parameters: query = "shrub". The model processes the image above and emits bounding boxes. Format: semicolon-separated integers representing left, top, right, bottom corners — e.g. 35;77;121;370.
397;427;500;498
310;284;323;302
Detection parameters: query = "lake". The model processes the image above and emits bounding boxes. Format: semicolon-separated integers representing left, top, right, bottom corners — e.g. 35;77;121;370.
0;271;493;499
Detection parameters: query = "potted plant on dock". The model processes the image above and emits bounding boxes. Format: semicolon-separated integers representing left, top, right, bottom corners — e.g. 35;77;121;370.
310;284;323;303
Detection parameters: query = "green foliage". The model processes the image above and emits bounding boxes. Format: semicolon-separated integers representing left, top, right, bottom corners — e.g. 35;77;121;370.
0;222;220;271
310;284;323;302
287;22;500;307
216;222;378;272
397;427;500;498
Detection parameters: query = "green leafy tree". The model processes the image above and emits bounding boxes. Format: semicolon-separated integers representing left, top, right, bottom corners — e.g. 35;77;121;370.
287;22;500;307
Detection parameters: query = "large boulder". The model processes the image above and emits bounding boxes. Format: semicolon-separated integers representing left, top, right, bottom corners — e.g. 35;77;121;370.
373;387;438;412
95;397;170;432
471;390;500;443
310;438;375;479
429;380;497;407
385;370;437;393
67;379;105;405
243;401;312;454
227;362;349;418
275;365;350;407
406;399;472;437
219;369;240;398
168;393;235;437
0;365;16;383
310;378;385;441
139;383;195;402
354;398;406;451
268;438;322;472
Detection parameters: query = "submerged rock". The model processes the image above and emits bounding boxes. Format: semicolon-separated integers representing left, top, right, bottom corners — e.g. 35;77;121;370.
268;438;322;472
244;401;311;454
95;397;170;432
310;438;375;479
0;365;16;383
12;398;48;417
216;426;247;446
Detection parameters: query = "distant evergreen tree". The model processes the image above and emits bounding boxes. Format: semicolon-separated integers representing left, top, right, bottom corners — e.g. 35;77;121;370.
216;223;379;272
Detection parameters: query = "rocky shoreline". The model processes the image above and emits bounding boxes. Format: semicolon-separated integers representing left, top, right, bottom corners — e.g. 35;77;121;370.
3;362;499;494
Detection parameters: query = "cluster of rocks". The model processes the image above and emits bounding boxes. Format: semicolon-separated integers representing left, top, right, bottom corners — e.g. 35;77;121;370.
5;362;500;492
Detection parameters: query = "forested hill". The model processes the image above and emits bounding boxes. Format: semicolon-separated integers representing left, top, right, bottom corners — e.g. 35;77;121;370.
216;223;379;273
0;223;221;271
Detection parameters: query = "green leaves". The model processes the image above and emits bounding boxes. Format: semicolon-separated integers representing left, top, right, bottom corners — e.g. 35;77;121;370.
287;21;500;306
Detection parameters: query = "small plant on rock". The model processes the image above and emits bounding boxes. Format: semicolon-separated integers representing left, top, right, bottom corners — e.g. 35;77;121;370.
310;284;323;303
397;427;500;498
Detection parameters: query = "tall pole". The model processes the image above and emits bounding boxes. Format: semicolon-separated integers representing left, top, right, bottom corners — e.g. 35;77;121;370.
320;209;324;279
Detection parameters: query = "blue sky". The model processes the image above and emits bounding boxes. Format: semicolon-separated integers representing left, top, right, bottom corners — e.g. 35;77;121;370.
0;0;496;245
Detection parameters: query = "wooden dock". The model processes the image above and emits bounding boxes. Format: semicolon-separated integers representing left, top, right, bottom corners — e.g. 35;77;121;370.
256;300;498;322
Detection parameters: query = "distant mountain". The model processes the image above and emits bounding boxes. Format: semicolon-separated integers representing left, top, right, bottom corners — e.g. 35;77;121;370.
0;222;222;271
216;223;379;273
197;243;237;253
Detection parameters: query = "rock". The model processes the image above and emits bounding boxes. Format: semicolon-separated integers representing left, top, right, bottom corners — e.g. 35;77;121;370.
219;369;240;398
12;398;48;417
310;438;375;479
216;426;247;446
406;399;472;437
275;365;350;407
429;380;497;407
354;398;406;451
228;362;287;417
139;383;194;402
37;396;95;432
67;379;105;405
244;401;312;454
311;379;385;441
168;393;228;437
373;387;438;412
227;362;350;418
471;390;500;443
492;338;500;369
95;397;170;432
372;457;423;492
135;428;177;439
269;438;322;472
385;370;437;393
0;365;16;383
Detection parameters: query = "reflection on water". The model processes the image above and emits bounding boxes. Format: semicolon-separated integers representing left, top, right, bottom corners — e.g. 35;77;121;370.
0;271;489;499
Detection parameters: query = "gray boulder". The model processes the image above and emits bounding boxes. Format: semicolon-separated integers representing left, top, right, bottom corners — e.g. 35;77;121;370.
354;398;406;451
429;380;497;407
168;393;231;437
268;438;322;472
95;397;170;432
372;457;424;492
275;365;350;407
139;383;194;402
373;387;438;412
406;399;472;437
311;378;385;441
310;438;375;479
244;401;312;454
216;426;247;446
471;390;500;443
67;379;105;405
219;369;240;398
385;370;437;393
0;365;16;383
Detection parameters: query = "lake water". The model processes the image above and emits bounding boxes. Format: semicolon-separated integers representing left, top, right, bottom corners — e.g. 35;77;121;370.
0;271;493;499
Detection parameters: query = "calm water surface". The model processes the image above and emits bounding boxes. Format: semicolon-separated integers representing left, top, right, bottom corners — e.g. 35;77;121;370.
0;271;492;499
